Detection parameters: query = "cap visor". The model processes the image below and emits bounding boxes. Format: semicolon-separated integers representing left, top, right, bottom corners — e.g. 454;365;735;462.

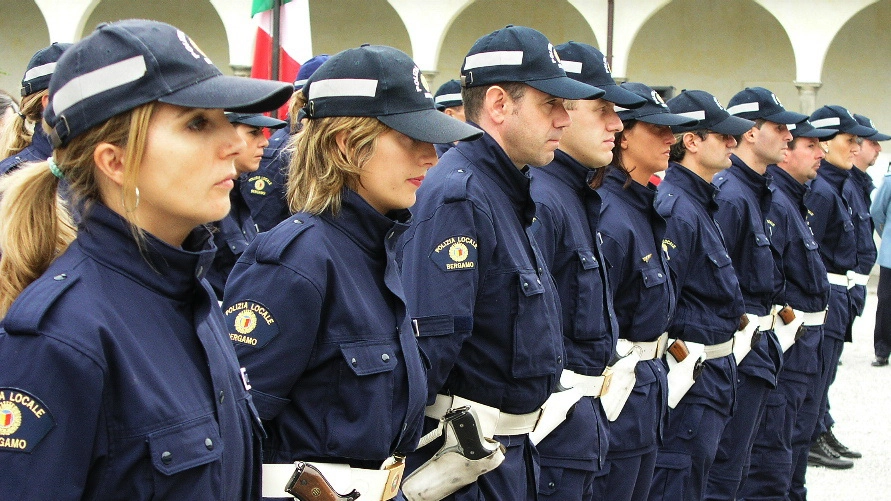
229;114;287;128
600;84;648;108
867;131;891;141
526;76;604;100
633;111;698;127
764;110;808;125
710;115;756;136
378;109;483;144
796;128;838;140
159;75;293;113
840;123;878;137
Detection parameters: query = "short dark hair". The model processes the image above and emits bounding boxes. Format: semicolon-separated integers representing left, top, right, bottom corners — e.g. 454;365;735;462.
462;82;527;123
733;118;764;144
669;130;709;163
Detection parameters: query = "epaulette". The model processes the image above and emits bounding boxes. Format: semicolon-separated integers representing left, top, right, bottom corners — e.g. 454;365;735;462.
443;166;473;203
2;271;80;335
255;214;315;264
655;192;678;217
712;173;729;188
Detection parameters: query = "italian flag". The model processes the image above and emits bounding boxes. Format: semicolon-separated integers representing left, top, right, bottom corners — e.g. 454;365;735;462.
251;0;313;84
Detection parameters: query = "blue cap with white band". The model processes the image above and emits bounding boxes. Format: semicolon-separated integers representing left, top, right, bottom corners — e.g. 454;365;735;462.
809;105;876;137
44;19;293;147
433;79;463;111
21;43;72;97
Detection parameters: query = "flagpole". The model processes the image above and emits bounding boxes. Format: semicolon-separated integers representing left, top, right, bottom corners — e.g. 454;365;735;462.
271;0;282;117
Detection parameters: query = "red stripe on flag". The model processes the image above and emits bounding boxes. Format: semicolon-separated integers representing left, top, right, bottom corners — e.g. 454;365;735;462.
251;28;300;118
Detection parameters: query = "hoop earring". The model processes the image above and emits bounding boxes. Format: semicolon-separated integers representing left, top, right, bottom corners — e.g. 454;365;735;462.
134;187;140;210
123;187;140;212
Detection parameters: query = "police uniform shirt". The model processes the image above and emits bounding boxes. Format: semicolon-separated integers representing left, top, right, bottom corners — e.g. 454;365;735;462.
241;124;292;232
528;149;616;471
398;126;563;416
0;123;53;175
434;141;455;158
0;203;260;500
656;162;744;410
207;178;259;300
844;167;877;316
712;156;783;386
223;188;426;465
597;166;673;454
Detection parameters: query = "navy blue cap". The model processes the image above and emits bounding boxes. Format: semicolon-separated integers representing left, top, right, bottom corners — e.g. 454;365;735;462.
788;120;837;140
809;105;876;137
44;19;293;148
554;42;645;108
21;42;72;97
294;54;329;90
727;87;807;124
433;79;463;111
302;44;482;144
853;113;891;141
461;25;603;100
226;112;287;129
615;82;698;126
667;90;755;135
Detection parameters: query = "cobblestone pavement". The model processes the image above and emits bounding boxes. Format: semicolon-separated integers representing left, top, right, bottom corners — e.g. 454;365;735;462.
804;275;888;501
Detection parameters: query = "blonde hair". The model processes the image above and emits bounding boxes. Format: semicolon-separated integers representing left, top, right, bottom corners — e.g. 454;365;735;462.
0;90;46;160
286;91;390;215
0;102;155;316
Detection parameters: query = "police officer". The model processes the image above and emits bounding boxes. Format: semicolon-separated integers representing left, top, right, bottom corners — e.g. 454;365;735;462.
594;80;694;501
398;25;600;500
242;54;329;232
222;45;481;500
0;42;71;173
740;119;838;500
0;19;292;499
649;90;752;501
805;105;876;468
870;126;891;368
704;87;802;500
433;78;466;157
527;42;643;500
206;112;287;299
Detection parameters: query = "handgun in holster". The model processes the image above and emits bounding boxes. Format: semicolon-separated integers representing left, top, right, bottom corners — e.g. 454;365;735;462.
402;405;506;501
285;461;361;501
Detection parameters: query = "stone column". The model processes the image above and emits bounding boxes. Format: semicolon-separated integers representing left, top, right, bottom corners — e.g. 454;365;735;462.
794;82;822;115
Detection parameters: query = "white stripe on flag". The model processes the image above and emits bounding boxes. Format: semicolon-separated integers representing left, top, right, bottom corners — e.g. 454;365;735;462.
435;93;462;104
726;102;759;115
676;110;706;120
811;117;840;128
309;78;378;99
464;51;524;70
23;62;57;82
561;60;583;74
53;56;147;115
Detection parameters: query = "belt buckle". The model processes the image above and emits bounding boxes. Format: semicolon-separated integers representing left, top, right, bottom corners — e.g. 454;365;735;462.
382;455;405;500
600;368;613;397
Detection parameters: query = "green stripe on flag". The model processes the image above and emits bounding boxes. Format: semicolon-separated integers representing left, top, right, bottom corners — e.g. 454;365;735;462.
251;0;292;17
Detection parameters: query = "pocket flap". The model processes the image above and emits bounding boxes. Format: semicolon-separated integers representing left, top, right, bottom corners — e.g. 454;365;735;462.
641;267;668;288
576;249;600;270
341;341;398;376
708;250;732;267
843;219;854;232
148;414;222;476
754;232;770;246
804;239;818;250
518;272;545;296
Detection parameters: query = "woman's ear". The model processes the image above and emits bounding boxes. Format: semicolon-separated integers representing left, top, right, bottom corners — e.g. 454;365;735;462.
335;129;349;156
92;143;127;187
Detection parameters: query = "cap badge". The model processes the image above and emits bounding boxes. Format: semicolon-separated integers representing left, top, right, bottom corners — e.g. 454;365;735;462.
548;43;561;66
651;90;666;106
771;93;782;106
713;96;725;110
177;30;212;65
602;55;611;74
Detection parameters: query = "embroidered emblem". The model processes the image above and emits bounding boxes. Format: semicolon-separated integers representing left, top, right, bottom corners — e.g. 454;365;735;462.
642;253;652;263
225;301;278;348
0;388;55;452
430;236;478;271
247;175;272;196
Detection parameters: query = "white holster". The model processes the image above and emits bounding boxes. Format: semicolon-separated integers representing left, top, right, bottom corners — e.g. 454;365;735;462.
733;313;759;363
599;351;640;421
774;312;804;353
529;367;611;444
666;341;706;409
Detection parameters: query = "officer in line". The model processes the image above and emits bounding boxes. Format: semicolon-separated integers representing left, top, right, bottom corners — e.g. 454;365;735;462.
650;90;752;501
433;78;466;157
223;45;481;500
0;19;293;499
206;112;287;300
528;42;643;500
241;54;329;232
0;42;71;174
740;119;837;500
870;151;891;368
805;105;876;469
705;87;801;500
398;25;601;500
595;81;694;501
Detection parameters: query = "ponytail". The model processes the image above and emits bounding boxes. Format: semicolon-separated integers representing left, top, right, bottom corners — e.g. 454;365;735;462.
0;90;47;160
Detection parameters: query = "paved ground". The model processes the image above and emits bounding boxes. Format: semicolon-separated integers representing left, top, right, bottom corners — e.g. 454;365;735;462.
803;274;888;501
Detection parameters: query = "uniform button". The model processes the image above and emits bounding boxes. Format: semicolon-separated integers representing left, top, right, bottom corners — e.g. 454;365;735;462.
538;267;542;273
382;353;391;363
523;282;529;289
536;279;541;285
351;357;358;367
218;390;225;403
205;438;214;450
53;274;67;281
557;356;562;364
294;219;303;224
581;257;587;262
657;273;663;278
457;169;465;173
161;451;172;464
548;481;555;488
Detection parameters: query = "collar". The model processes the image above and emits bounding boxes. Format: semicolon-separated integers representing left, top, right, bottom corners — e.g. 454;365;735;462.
728;154;772;193
31;125;53;160
602;166;655;212
77;203;216;299
322;188;410;257
767;164;808;201
664;161;720;212
850;167;875;193
539;149;596;194
456;123;533;211
817;159;851;188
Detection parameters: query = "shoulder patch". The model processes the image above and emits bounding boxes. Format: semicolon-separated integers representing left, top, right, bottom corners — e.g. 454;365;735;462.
443;167;473;203
224;300;278;349
255;215;315;264
429;236;478;271
245;175;273;196
0;388;55;453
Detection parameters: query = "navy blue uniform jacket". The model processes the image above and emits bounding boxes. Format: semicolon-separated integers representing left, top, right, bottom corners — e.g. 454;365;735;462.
224;189;427;466
845;167;876;316
208;178;258;300
241;125;292;232
0;125;52;175
0;203;261;500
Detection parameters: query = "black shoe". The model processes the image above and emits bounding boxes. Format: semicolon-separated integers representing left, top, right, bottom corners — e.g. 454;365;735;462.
872;357;889;367
823;429;862;459
808;436;854;469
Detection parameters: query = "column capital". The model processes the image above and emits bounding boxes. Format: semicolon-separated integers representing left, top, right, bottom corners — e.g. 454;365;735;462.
793;81;822;115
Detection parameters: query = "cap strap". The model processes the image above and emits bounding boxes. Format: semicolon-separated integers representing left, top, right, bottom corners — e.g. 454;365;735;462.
23;62;58;83
811;117;840;128
434;93;462;104
676;110;706;120
726;102;759;115
52;55;147;116
309;78;377;99
561;60;583;74
463;51;523;70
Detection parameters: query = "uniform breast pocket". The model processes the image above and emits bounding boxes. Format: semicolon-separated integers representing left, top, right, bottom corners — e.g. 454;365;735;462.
800;238;825;294
513;271;559;378
707;249;740;313
147;413;224;499
334;340;398;457
749;232;775;293
571;249;607;341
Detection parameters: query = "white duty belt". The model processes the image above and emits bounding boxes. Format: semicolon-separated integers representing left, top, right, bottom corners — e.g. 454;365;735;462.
262;459;403;500
701;338;735;359
757;309;777;331
559;368;612;397
801;309;828;326
827;272;852;288
847;270;870;287
425;394;541;437
616;332;669;361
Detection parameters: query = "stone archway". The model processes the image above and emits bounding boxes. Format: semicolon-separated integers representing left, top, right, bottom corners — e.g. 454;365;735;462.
0;1;51;94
